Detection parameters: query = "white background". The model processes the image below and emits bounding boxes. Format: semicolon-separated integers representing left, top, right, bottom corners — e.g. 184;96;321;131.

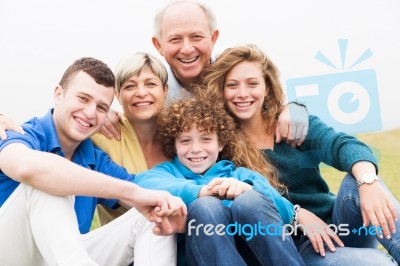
1;0;399;131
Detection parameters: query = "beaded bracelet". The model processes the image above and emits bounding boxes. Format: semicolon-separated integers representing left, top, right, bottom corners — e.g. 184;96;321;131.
290;204;301;227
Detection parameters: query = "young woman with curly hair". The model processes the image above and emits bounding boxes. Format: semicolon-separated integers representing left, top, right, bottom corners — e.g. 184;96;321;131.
202;44;399;265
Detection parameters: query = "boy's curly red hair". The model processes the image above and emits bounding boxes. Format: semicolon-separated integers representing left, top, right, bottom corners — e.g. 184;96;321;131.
157;97;235;160
157;90;285;192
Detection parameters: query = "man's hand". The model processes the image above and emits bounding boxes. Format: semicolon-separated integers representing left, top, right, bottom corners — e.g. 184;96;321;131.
205;178;253;199
98;109;122;140
152;210;187;236
131;188;187;235
359;181;398;239
275;103;308;147
0;114;24;140
298;208;344;257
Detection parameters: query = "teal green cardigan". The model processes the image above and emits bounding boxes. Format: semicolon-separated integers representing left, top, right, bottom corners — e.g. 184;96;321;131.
263;115;378;223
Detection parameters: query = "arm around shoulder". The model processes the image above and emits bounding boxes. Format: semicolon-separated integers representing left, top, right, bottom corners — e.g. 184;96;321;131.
276;101;309;147
0;113;24;140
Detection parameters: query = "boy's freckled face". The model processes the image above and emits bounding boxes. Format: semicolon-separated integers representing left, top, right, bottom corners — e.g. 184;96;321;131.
175;125;223;174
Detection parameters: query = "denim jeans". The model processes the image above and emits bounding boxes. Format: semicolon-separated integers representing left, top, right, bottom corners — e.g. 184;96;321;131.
185;191;305;266
296;174;399;265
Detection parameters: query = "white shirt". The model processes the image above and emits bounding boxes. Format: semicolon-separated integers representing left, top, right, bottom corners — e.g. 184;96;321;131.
164;55;215;106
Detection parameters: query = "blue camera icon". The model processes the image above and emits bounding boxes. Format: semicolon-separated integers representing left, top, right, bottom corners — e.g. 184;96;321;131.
286;69;382;133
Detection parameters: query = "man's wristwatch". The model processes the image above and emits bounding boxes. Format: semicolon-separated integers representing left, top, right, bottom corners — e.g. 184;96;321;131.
356;173;380;188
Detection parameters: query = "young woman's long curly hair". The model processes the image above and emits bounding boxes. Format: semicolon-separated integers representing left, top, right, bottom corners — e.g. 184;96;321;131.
203;44;286;131
156;93;285;192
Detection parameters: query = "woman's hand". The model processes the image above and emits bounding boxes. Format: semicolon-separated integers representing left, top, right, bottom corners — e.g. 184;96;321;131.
352;162;398;239
359;181;398;239
297;208;344;257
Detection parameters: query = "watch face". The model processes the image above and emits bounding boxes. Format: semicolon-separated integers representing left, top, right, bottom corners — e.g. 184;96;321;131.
363;174;375;183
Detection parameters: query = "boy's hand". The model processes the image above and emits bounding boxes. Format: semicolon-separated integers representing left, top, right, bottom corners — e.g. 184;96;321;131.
206;178;253;199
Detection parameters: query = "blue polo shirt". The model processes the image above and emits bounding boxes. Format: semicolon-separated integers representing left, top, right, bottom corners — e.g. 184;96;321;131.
0;109;135;233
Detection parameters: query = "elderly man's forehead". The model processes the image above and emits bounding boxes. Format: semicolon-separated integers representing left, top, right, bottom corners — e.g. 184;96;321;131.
162;2;208;25
161;4;211;33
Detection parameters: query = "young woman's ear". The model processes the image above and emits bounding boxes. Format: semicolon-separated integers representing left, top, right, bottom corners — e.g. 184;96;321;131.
265;84;270;96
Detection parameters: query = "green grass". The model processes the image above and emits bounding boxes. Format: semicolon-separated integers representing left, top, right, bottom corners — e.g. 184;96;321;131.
91;210;100;230
322;128;400;199
91;129;400;230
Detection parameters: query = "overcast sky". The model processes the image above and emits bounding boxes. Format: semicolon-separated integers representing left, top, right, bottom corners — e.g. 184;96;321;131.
1;0;399;132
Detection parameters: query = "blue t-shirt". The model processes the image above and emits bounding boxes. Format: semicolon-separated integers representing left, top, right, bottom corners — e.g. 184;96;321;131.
0;109;135;233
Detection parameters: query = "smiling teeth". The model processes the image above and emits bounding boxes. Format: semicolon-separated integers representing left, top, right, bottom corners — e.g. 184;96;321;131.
179;56;199;64
134;102;152;107
189;157;206;162
235;102;251;107
76;118;91;127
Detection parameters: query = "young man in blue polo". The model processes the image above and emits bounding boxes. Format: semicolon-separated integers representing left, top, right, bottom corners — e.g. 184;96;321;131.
0;57;186;266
